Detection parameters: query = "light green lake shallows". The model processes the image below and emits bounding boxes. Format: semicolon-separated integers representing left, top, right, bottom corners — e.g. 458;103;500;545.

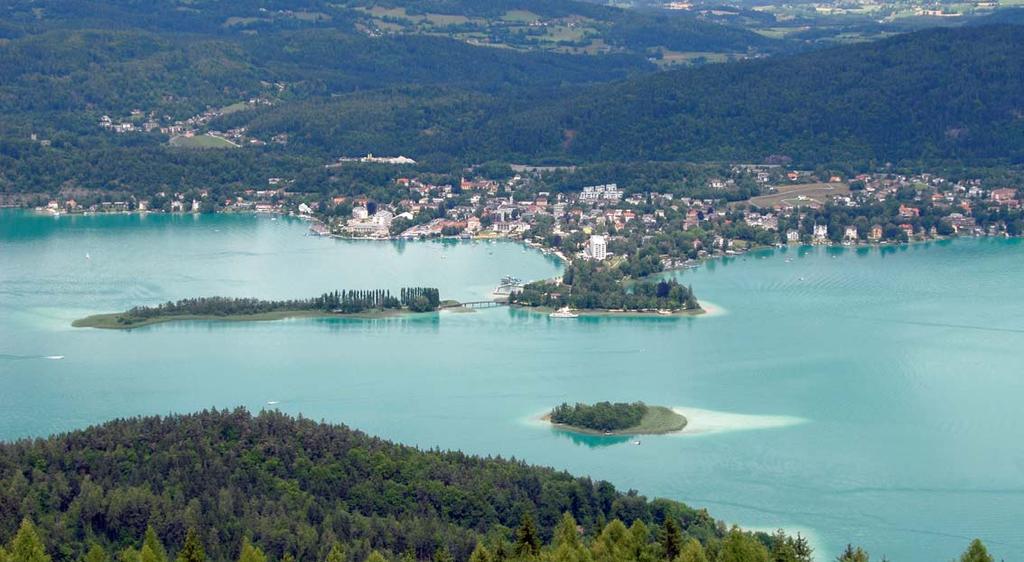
2;210;1023;561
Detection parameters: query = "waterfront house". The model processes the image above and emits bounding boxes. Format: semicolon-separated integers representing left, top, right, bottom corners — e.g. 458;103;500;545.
899;204;920;218
812;224;829;244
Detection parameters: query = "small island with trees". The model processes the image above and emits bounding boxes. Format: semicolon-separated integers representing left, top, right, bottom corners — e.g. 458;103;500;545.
545;401;687;435
510;261;702;316
73;288;441;329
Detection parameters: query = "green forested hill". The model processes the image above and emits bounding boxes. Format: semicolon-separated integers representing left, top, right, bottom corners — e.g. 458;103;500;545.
468;24;1024;167
0;409;727;562
0;410;1000;562
215;24;1024;170
1;3;1021;197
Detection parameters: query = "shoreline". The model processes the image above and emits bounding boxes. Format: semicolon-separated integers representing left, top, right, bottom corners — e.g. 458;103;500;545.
541;405;688;436
72;308;425;330
512;304;705;318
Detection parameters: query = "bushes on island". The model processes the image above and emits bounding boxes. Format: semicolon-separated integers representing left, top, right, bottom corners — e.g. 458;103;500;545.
511;262;700;312
114;288;441;324
550;401;648;431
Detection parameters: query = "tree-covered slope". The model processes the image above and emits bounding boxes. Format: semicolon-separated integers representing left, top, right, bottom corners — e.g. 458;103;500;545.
471;24;1024;167
217;24;1024;169
0;409;722;562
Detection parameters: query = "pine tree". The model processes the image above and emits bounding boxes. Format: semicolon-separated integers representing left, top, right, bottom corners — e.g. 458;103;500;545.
553;513;581;549
551;513;590;562
769;529;797;562
8;518;51;562
660;518;683;561
142;527;169;562
324;543;345;562
514;514;541;558
676;539;708;562
83;544;110;562
175;529;205;562
365;551;387;562
835;544;869;562
432;546;454;562
792;534;813;562
467;543;492;562
237;539;267;562
959;539;993;562
717;528;769;562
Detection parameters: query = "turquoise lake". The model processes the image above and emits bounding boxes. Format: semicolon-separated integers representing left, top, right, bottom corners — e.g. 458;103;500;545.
2;209;1023;561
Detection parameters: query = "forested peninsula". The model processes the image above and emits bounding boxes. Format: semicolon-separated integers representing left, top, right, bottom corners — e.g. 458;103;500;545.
547;402;687;435
72;289;441;329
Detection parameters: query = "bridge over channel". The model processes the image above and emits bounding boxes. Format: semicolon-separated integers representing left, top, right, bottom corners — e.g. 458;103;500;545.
440;300;508;309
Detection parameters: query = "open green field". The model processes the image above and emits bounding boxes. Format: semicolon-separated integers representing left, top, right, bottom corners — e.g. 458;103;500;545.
546;405;688;435
169;134;239;149
502;10;541;22
654;49;732;68
745;182;850;208
219;102;250;115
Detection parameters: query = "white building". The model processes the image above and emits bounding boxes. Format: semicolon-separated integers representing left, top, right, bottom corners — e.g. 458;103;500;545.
586;235;608;261
372;210;394;228
579;184;623;203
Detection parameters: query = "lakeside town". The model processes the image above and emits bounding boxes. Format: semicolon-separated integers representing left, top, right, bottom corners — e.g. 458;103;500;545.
32;162;1024;272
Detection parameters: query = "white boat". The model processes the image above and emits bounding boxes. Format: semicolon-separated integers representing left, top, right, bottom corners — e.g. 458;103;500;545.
549;307;579;318
657;309;672;316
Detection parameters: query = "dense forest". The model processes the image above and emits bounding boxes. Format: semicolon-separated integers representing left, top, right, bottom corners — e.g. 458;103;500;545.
1;0;1021;199
182;25;1024;171
466;25;1024;167
0;409;728;562
0;411;1000;562
109;288;441;325
511;262;700;312
549;402;648;432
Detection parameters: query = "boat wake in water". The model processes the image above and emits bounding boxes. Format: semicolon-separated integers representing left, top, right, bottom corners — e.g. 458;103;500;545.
0;354;65;361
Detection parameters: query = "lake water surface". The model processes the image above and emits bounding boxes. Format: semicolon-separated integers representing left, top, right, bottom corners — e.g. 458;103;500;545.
2;210;1023;561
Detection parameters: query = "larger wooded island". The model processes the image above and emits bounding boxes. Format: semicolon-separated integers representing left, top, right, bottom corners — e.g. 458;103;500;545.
73;288;441;329
546;401;687;435
511;262;702;315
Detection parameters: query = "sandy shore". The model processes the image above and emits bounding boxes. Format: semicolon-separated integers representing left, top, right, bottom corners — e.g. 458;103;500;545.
513;305;706;318
671;406;807;435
